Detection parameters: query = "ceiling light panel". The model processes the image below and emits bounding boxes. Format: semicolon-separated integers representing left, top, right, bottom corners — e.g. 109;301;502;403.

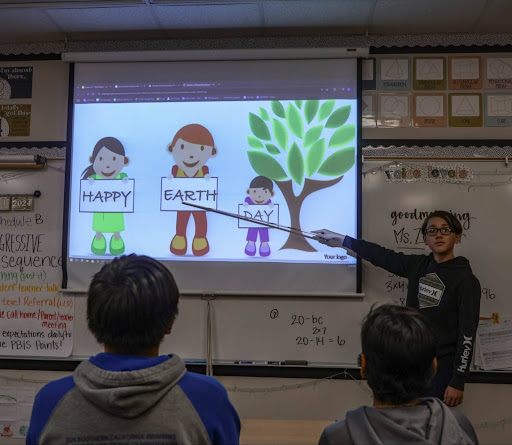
371;0;487;34
262;0;372;30
153;3;260;29
46;6;158;32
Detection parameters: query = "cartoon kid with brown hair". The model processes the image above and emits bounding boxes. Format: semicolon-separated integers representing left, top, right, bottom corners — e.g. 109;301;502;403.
167;124;217;256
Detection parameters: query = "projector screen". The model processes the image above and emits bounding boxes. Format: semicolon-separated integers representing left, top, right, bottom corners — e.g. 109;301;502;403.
65;59;360;295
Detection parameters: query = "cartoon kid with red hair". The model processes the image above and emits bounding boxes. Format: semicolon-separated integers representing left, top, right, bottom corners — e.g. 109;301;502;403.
167;124;217;256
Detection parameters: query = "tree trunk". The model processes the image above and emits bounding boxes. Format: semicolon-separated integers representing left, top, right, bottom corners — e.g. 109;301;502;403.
275;176;344;252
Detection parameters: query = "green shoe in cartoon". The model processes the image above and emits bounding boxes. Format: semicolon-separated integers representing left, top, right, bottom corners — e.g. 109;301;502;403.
109;234;125;255
91;234;106;255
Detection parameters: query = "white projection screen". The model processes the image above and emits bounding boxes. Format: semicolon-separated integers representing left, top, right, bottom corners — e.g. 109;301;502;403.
65;58;360;295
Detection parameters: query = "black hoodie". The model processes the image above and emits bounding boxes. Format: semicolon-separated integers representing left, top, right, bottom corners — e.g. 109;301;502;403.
343;236;481;390
319;398;478;445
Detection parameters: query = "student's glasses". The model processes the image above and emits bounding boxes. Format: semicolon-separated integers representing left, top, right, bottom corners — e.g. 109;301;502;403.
425;227;454;237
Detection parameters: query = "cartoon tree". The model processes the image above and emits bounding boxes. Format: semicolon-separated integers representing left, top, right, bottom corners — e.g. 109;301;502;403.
246;99;355;252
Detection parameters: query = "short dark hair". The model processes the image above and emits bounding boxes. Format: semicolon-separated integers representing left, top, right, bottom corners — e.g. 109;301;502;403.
361;304;436;405
249;176;273;192
87;254;179;353
421;210;463;235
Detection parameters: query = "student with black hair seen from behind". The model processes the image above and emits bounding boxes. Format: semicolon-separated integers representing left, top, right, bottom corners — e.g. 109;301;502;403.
27;254;240;445
319;304;478;445
313;210;481;407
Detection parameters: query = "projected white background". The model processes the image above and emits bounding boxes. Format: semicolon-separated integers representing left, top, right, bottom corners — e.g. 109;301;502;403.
69;100;357;264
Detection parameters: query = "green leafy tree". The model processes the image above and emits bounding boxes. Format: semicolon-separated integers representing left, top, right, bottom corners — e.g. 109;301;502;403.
246;100;355;252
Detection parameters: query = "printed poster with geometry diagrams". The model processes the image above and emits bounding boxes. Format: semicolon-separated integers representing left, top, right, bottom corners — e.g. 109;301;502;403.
485;57;512;89
449;56;482;90
362;92;377;127
413;93;446;127
362;58;376;90
377;58;411;90
484;93;512;126
413;57;446;90
449;93;482;127
378;93;411;127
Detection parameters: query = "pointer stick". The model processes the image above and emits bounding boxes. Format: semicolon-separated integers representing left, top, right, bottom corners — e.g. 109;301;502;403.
182;201;317;240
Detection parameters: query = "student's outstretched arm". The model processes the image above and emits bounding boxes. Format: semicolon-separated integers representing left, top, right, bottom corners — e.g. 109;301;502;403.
313;230;419;278
446;274;481;406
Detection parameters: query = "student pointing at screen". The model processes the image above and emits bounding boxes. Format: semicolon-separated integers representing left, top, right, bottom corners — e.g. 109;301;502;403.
313;210;481;407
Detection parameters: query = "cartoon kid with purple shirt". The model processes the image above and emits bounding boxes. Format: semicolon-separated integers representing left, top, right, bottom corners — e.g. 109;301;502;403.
244;176;275;257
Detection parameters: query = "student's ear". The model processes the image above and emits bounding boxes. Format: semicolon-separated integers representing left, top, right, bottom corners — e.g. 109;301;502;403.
432;357;438;378
211;146;217;157
360;353;367;379
167;143;174;154
247;189;250;195
454;233;461;244
271;190;275;197
423;234;427;245
165;321;174;335
89;156;94;163
124;157;130;166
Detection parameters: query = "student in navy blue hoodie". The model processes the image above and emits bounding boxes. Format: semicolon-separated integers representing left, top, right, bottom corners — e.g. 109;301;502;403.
27;254;240;445
313;210;481;407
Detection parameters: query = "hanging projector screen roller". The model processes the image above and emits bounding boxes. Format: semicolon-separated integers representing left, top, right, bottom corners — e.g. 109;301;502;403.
65;59;360;295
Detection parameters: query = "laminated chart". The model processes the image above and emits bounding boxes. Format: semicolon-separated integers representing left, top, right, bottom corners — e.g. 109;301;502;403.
378;93;411;127
484;93;512;126
449;93;482;127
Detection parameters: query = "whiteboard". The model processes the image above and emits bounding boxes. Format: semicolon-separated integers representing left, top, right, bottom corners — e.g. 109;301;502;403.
1;159;509;367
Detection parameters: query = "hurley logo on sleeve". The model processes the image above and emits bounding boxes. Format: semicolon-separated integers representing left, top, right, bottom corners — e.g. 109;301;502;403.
457;335;473;373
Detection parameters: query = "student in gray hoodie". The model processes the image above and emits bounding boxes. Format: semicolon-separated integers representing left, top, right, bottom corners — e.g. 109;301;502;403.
27;254;240;445
319;304;478;445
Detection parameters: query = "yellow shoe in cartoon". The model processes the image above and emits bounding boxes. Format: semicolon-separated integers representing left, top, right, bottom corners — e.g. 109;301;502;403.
192;237;209;256
109;235;125;255
91;235;106;255
170;235;187;255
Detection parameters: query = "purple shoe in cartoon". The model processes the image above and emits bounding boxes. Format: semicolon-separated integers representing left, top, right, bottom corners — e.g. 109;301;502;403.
245;242;256;256
259;243;271;257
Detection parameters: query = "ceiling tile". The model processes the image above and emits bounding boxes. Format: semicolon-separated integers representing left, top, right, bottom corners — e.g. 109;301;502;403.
0;8;64;42
262;0;373;31
153;3;260;29
46;5;158;32
474;0;512;33
371;0;487;34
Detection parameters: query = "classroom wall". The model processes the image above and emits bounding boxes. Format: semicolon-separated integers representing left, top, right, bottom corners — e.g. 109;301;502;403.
1;369;510;445
2;31;512;444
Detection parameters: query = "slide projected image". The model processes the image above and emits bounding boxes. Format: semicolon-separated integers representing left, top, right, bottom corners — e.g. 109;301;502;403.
69;99;357;264
66;59;359;294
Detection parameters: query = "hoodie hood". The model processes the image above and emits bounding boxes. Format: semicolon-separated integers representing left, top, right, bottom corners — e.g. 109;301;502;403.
74;354;186;419
431;255;472;271
345;398;475;445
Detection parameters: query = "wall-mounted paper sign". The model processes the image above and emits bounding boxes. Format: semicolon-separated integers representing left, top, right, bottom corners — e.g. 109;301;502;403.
484;93;512;127
362;58;376;90
362;92;377;128
237;204;280;229
11;196;33;211
0;196;11;211
485;57;512;89
448;93;482;127
377;93;411;127
413;57;446;90
79;179;135;213
377;58;411;90
448;56;482;90
413;93;446;127
160;177;218;211
0;104;31;137
0;67;33;99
